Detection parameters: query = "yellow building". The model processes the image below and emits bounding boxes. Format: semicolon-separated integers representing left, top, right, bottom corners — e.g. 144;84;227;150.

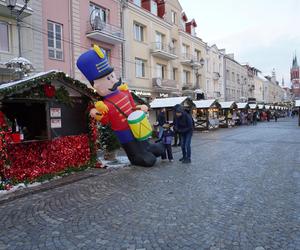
123;0;207;101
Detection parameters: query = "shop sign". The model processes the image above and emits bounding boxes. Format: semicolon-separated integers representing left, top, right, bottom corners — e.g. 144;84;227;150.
50;108;61;117
51;119;62;128
159;93;168;98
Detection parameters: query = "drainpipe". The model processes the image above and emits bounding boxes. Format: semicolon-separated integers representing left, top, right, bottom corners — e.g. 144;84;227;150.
120;0;127;79
69;0;75;78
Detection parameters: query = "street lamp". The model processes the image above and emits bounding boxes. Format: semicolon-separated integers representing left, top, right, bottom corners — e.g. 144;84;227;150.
6;0;30;57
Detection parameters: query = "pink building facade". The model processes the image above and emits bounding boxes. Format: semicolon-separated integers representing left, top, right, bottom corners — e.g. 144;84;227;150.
42;0;124;82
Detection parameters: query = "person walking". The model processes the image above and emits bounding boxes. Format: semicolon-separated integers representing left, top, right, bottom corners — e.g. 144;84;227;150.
174;106;194;164
157;108;166;139
156;123;174;162
252;111;257;125
274;111;278;122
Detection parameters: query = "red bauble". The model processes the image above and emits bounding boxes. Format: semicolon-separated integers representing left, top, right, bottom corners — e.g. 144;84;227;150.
43;84;56;98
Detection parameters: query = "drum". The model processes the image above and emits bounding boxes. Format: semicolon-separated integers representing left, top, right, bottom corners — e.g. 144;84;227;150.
127;110;152;141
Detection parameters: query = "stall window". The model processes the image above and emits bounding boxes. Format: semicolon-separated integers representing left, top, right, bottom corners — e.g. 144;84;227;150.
2;102;48;141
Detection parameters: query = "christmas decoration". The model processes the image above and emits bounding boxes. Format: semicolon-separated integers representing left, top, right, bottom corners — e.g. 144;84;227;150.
99;124;121;160
43;84;56;98
77;45;163;167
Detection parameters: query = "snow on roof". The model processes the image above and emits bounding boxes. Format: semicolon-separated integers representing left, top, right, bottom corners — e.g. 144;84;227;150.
219;101;236;109
194;99;217;108
0;70;58;90
249;104;258;109
236;102;248;109
295;100;300;107
150;97;188;108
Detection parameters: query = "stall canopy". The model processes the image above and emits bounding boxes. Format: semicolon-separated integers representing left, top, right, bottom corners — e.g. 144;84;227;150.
249;103;258;109
265;105;270;110
295;100;300;107
193;99;219;109
150;96;189;109
258;104;264;110
236;102;249;109
219;101;237;109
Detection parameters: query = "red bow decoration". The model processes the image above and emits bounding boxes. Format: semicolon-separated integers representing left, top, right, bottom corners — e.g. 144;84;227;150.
43;84;56;98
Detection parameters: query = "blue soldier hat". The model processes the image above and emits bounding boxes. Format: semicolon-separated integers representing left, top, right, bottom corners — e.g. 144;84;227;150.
76;45;114;85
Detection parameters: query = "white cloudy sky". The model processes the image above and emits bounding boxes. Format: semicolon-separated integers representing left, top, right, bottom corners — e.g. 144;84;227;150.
180;0;300;87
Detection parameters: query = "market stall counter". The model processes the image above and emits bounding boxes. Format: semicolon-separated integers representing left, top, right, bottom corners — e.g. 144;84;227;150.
193;99;221;130
219;101;238;128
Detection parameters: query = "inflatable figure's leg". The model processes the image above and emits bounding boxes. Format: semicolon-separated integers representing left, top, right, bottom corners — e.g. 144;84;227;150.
122;141;156;167
140;140;164;157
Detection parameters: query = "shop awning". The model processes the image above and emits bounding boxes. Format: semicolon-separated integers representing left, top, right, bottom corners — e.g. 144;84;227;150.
236;102;249;109
219;101;237;109
194;99;219;109
150;96;188;108
258;104;264;110
295;100;300;107
249;104;258;109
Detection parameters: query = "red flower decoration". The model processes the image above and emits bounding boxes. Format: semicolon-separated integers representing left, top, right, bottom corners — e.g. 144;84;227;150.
43;84;56;98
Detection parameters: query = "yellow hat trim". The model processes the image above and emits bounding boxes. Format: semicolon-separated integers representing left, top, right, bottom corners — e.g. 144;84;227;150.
93;45;105;59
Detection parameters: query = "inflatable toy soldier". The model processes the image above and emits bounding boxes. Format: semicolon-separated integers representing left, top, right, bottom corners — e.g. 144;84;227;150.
77;45;163;167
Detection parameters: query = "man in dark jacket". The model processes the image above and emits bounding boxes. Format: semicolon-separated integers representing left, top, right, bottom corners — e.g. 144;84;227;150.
174;105;193;164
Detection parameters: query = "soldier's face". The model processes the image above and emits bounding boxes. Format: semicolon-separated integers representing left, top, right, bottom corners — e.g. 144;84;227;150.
93;72;118;96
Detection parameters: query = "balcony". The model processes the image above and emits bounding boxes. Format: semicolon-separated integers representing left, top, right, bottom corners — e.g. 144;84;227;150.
150;43;178;60
181;54;204;68
152;77;179;91
86;18;124;45
213;72;221;81
0;1;32;18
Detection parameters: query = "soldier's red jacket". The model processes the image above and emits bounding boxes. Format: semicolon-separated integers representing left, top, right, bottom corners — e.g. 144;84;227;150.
100;89;136;144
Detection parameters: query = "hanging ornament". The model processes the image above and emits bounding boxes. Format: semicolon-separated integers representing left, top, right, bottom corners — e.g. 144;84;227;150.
43;84;56;98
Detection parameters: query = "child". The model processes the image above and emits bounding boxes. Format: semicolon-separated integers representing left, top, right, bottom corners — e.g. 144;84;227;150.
156;123;174;162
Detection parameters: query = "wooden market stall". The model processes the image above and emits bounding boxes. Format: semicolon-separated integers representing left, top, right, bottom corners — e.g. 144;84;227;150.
236;102;250;125
0;70;100;184
248;103;258;110
219;101;238;128
149;96;194;125
193;99;221;130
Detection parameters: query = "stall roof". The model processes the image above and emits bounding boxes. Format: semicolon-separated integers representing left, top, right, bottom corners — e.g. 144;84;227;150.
194;99;219;109
219;101;237;109
150;97;188;108
258;104;264;110
249;104;258;109
0;70;98;100
265;105;270;110
295;100;300;107
236;102;249;109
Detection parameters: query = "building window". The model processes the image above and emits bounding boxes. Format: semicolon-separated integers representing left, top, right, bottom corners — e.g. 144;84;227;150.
156;64;165;79
232;72;235;81
182;44;189;55
226;70;230;80
133;0;141;7
183;70;190;85
195;50;201;61
155;32;164;49
89;2;108;23
134;22;144;42
135;58;146;77
150;0;158;15
0;21;9;52
171;11;176;24
206;59;210;73
47;21;63;60
172;68;177;81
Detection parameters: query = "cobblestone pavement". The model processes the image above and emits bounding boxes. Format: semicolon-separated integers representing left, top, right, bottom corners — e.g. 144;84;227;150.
0;118;299;250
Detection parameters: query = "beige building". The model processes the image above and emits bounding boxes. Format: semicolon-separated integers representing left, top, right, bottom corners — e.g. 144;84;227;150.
224;53;248;101
0;0;44;83
123;0;207;101
262;70;285;103
205;45;224;100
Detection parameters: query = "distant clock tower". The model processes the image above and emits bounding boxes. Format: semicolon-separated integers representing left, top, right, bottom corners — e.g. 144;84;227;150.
291;53;300;99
